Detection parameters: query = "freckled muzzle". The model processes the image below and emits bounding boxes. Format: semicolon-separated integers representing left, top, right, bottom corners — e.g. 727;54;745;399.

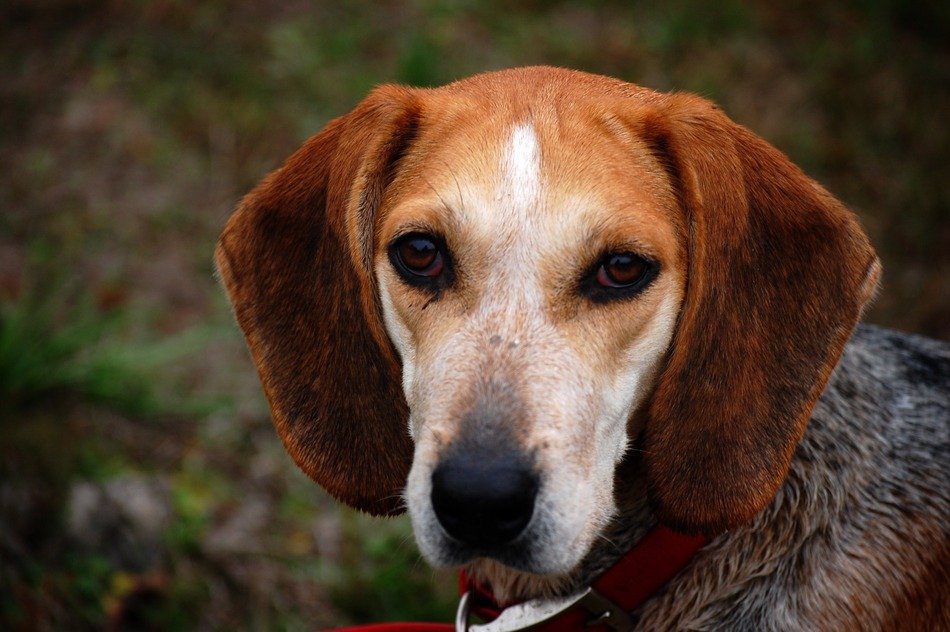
431;446;539;550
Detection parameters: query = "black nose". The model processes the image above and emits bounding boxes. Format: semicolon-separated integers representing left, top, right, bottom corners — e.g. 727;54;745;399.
431;450;538;548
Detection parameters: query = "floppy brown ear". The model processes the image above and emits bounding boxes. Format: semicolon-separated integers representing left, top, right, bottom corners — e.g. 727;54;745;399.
215;86;420;515
638;94;881;534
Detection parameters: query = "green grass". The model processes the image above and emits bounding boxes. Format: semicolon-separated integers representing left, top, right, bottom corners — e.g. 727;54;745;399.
0;265;225;419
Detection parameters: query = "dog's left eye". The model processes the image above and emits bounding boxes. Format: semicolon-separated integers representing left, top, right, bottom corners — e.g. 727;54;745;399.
596;253;648;288
390;233;446;282
585;251;658;301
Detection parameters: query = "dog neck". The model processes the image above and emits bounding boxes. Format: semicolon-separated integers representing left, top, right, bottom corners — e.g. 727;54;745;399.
464;456;655;605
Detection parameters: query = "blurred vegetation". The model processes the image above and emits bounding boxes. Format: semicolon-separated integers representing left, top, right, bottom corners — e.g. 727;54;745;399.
0;0;947;629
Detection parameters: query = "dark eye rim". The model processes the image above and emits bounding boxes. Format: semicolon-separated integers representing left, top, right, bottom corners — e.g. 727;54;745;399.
387;231;453;289
583;251;659;303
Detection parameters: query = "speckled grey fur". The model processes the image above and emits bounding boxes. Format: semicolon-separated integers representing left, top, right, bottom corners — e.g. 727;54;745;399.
569;325;949;630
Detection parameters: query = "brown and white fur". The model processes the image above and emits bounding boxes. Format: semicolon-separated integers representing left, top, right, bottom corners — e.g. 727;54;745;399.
216;67;949;630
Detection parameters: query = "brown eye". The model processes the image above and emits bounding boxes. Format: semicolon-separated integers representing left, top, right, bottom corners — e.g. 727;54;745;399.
596;253;648;288
393;233;444;278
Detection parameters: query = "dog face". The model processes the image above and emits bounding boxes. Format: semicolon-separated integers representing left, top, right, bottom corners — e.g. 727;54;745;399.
375;111;684;572
216;68;879;582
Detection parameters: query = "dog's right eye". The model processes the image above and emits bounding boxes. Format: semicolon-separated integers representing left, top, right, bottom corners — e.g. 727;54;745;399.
389;233;448;285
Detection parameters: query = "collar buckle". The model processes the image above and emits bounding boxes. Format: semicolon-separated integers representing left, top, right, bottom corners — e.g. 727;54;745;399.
577;589;635;631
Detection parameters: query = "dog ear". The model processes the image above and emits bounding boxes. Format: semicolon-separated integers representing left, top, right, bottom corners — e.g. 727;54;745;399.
215;86;421;515
637;95;880;534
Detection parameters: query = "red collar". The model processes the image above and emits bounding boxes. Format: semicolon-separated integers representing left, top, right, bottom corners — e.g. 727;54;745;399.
334;525;707;632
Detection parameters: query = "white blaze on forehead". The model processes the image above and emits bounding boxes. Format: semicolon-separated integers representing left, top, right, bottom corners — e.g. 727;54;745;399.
501;122;542;210
477;122;546;306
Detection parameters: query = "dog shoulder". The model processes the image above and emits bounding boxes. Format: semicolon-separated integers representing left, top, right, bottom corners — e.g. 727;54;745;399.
638;325;949;630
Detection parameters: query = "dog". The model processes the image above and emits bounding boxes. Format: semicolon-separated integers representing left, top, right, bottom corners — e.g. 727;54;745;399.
216;67;949;630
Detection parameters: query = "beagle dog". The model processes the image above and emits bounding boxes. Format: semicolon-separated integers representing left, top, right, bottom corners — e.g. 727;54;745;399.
216;67;949;630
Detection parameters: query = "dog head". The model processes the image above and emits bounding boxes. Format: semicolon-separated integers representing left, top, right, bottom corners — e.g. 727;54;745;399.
217;67;879;579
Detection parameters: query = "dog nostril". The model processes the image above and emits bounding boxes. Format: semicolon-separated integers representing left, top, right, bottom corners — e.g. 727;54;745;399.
430;452;538;548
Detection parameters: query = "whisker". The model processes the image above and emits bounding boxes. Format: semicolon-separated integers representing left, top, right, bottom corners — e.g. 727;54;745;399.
439;157;466;214
421;175;454;218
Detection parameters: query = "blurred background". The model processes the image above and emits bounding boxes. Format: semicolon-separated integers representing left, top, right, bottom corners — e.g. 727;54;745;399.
1;1;947;629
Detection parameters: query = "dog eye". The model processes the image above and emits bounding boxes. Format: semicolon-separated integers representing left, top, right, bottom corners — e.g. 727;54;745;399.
596;253;648;288
584;251;658;302
392;233;445;278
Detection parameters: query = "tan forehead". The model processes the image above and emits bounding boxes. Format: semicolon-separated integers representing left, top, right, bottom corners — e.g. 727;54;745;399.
380;98;681;260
